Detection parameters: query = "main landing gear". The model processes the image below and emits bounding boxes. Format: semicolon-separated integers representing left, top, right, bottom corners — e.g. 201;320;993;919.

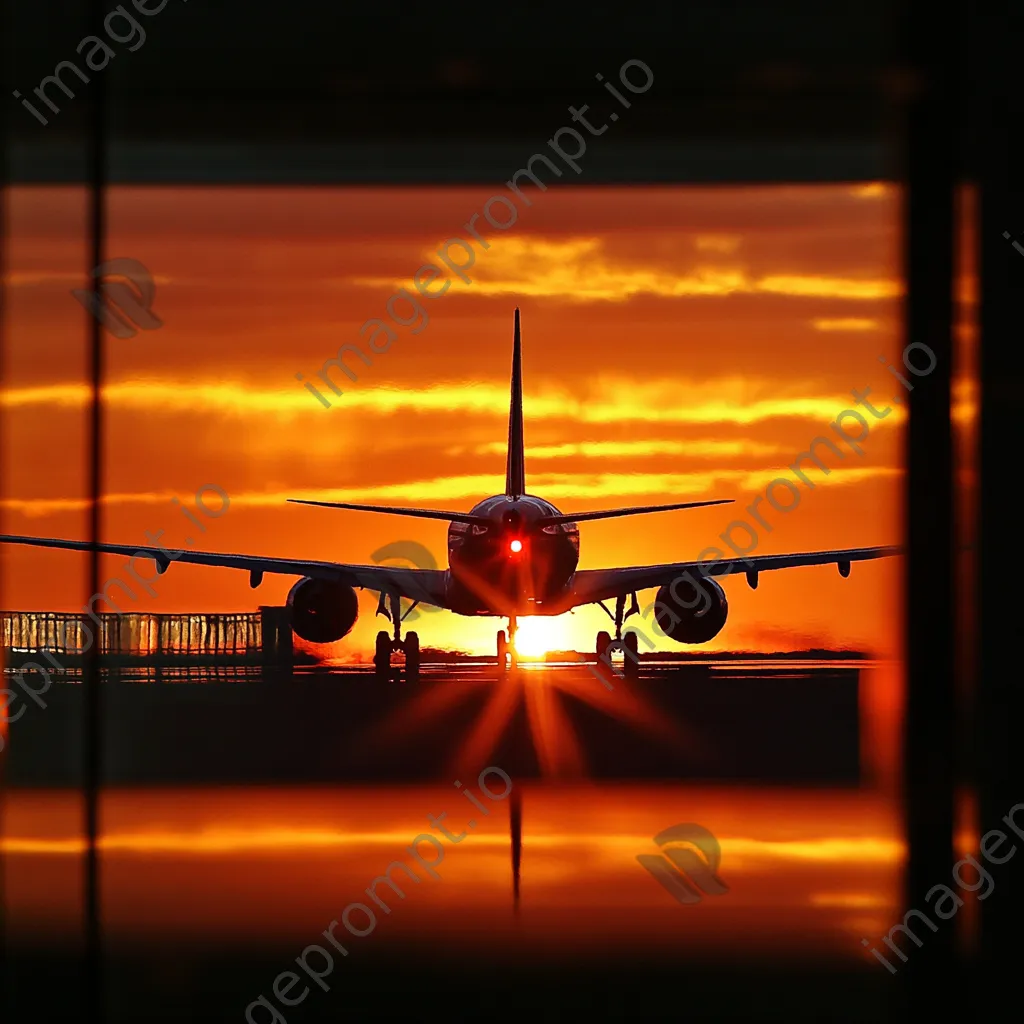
374;590;420;682
595;593;641;682
496;613;518;673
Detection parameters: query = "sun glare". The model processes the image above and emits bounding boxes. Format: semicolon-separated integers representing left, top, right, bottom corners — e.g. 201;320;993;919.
512;617;565;657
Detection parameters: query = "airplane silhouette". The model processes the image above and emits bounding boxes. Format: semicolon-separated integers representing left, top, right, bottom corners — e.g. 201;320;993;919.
0;309;900;680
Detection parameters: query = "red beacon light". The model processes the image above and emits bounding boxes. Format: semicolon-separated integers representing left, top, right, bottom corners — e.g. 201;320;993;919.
509;538;523;554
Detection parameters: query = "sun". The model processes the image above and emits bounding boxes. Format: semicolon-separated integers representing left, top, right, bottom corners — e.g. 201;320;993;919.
512;617;566;657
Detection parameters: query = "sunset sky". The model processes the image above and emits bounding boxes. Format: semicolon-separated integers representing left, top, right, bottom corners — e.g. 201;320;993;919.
1;183;933;658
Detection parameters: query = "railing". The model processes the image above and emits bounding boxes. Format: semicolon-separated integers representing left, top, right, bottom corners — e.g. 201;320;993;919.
1;609;277;660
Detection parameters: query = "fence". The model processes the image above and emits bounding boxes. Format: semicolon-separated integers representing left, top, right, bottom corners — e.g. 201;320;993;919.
1;608;292;665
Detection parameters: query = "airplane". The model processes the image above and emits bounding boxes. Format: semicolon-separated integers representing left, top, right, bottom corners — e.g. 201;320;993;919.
0;308;901;681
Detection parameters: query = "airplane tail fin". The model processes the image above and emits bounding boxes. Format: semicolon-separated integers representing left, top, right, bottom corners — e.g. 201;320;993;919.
505;307;526;499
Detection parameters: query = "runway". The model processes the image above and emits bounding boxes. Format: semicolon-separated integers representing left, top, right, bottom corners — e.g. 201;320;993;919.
3;656;865;786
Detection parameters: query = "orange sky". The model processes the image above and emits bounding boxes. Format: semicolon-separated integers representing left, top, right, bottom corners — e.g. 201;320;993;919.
1;183;929;657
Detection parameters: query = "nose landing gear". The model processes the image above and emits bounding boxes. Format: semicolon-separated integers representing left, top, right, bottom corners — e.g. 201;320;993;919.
374;590;420;682
594;593;641;682
496;614;518;673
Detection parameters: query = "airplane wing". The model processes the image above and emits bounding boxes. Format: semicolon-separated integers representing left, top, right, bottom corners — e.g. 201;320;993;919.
569;544;903;607
0;534;449;607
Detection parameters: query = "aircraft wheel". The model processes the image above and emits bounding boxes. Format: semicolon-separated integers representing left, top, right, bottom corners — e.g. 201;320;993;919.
405;632;420;682
623;631;640;681
496;630;508;671
595;630;611;664
374;630;391;680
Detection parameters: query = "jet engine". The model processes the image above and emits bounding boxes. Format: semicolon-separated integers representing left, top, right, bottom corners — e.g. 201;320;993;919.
286;578;359;644
653;575;728;645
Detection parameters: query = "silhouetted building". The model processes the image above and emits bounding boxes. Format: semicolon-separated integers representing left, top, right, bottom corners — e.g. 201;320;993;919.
1;606;292;670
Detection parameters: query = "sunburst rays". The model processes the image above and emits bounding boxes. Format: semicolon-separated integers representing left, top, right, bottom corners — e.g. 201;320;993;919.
356;663;698;781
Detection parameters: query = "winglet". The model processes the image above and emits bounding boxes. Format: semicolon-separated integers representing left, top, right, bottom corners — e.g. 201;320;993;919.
505;307;526;499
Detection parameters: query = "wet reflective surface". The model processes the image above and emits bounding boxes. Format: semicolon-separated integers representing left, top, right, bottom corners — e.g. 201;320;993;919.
4;784;903;950
2;782;906;1020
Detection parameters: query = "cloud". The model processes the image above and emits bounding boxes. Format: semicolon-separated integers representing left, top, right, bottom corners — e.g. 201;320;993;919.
0;377;911;428
351;235;901;303
811;318;881;332
755;275;898;300
848;183;893;199
1;465;902;517
5;271;85;286
5;271;174;287
694;235;742;253
457;439;790;460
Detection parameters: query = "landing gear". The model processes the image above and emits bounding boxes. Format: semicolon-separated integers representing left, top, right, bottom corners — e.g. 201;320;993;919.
622;630;639;682
374;630;391;678
405;631;420;679
374;591;421;682
497;614;518;672
594;593;642;681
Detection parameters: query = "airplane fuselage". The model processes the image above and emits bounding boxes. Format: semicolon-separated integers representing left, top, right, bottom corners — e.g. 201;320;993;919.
446;494;580;616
